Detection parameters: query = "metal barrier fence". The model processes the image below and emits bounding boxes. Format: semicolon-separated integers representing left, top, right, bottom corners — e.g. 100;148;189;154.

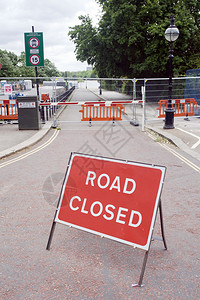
77;76;200;105
0;81;75;122
41;87;75;122
139;77;200;105
1;76;199;102
78;76;200;124
1;76;199;125
135;78;200;124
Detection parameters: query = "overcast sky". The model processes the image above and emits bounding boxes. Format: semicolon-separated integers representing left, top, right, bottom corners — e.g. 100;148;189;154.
0;0;101;72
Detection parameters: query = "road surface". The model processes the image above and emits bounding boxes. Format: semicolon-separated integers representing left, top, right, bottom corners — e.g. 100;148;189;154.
0;89;200;299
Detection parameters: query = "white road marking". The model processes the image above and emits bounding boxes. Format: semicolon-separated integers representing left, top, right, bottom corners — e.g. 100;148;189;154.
147;131;200;173
0;129;59;169
160;143;200;173
177;127;200;149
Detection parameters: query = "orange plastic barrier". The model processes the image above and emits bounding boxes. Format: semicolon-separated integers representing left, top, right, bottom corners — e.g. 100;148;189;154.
0;100;18;120
79;104;125;121
157;98;197;118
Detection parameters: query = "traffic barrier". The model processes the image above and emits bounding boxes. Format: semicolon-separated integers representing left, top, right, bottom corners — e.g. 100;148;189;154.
79;103;125;121
40;100;141;107
157;98;197;118
0;100;18;120
40;99;143;125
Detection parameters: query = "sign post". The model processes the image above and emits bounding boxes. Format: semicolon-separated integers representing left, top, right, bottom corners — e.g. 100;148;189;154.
47;153;167;286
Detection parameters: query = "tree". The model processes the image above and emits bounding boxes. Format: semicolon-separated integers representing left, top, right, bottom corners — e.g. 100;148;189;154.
38;59;61;77
63;70;97;78
0;50;18;77
17;52;35;77
0;50;61;78
68;0;200;78
69;16;98;67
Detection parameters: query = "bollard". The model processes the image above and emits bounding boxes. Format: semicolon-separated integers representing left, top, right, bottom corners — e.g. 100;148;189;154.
112;117;115;127
184;113;190;121
52;114;58;128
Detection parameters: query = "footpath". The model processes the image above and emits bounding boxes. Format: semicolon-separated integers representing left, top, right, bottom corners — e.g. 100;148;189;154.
0;88;199;162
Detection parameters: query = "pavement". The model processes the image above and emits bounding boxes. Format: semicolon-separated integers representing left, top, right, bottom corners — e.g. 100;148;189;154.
0;88;200;162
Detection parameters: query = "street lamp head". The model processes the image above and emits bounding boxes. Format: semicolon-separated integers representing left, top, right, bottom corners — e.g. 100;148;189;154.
165;15;179;42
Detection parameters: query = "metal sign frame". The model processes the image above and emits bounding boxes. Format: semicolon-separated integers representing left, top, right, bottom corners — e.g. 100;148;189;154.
46;152;167;287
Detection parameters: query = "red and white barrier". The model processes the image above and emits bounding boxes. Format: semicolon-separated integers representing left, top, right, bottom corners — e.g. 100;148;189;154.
40;100;143;107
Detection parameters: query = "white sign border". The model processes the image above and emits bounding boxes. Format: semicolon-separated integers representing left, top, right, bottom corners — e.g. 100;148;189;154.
55;152;166;251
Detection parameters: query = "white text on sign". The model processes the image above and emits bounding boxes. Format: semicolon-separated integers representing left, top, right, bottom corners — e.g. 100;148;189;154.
85;171;136;194
68;171;142;228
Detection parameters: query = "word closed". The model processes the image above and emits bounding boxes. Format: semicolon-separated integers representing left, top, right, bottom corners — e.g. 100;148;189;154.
55;153;166;250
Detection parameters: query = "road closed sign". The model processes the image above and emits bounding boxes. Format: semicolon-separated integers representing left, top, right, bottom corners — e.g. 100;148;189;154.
55;153;166;251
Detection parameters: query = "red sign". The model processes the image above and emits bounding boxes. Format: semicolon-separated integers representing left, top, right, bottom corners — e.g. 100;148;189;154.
55;153;166;250
4;84;12;95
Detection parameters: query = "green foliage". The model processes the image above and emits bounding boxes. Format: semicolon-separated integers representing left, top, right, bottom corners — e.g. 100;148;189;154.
17;52;35;77
0;50;61;77
38;58;61;77
68;0;200;78
62;70;97;78
0;50;19;77
69;16;98;66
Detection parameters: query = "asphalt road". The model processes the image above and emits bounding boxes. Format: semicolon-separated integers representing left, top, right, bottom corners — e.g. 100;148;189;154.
0;89;200;299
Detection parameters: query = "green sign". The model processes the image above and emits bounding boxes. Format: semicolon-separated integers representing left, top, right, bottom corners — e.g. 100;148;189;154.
24;32;44;67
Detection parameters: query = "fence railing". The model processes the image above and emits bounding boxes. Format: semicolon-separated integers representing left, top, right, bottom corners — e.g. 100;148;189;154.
0;84;75;122
1;76;199;103
0;76;199;125
40;86;75;122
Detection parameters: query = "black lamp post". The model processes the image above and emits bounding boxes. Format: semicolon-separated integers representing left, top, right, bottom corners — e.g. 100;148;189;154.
164;15;179;129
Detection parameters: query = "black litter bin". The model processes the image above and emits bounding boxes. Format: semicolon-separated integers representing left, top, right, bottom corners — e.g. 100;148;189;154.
17;96;40;130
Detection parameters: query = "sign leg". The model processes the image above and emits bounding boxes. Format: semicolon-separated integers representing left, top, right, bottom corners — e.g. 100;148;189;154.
132;250;149;287
46;221;56;250
159;200;167;250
